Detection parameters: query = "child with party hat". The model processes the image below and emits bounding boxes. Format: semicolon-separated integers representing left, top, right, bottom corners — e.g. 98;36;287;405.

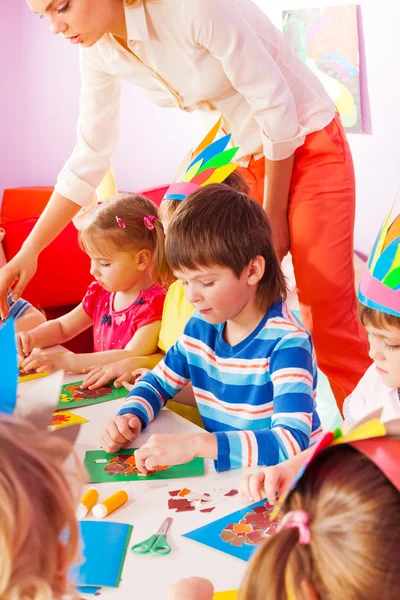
241;201;400;503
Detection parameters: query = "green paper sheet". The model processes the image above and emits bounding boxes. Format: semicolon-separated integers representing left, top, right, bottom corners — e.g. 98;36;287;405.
57;381;128;410
84;449;204;483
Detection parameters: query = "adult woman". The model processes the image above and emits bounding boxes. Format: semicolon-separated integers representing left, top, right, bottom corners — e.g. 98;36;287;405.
2;0;370;410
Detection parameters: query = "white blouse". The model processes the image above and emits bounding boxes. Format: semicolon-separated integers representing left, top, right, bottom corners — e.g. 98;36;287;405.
55;0;335;208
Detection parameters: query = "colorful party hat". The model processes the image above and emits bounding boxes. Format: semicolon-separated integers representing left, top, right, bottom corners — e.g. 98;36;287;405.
163;117;240;201
358;201;400;316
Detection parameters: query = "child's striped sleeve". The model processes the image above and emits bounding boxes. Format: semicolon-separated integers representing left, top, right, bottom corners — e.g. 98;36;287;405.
213;330;318;472
117;339;190;426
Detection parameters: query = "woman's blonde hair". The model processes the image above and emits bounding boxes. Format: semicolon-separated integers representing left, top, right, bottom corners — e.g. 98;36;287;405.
0;416;82;599
79;193;172;288
240;445;400;600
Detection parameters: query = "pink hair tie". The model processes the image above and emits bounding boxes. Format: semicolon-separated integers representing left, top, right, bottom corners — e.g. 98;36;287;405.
277;510;311;545
115;216;126;229
143;215;156;230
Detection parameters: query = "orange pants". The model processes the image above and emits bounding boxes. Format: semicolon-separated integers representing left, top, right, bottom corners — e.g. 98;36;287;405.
238;114;371;413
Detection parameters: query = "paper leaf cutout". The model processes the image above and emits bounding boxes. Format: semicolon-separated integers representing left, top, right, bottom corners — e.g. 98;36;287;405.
192;116;223;158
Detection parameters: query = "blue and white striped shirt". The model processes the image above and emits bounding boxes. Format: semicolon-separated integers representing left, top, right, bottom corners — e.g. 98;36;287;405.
118;298;322;471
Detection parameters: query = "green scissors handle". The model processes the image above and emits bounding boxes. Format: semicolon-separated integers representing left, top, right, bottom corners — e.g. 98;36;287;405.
131;517;172;556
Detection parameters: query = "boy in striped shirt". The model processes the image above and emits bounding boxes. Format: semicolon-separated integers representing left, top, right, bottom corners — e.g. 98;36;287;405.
100;185;322;471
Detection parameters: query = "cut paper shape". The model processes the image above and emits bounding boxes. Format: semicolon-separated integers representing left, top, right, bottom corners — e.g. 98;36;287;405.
49;410;89;431
213;592;238;600
283;5;362;132
71;520;132;588
184;499;279;562
57;380;127;410
76;586;100;596
18;366;49;383
84;449;204;483
168;487;239;514
0;319;18;414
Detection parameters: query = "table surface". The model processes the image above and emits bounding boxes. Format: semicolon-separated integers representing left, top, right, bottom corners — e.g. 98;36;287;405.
19;369;253;599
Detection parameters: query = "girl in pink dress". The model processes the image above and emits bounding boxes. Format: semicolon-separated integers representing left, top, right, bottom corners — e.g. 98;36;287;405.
17;193;170;375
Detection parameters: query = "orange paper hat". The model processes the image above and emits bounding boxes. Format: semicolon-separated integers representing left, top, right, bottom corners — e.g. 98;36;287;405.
163;117;239;201
358;201;400;316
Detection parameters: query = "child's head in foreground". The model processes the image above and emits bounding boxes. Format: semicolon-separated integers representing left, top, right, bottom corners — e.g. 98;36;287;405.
159;170;249;234
165;184;286;322
79;192;172;289
0;416;80;599
240;442;400;600
358;302;400;389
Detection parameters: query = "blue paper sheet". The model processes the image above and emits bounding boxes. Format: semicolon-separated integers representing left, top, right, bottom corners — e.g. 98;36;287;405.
71;521;133;588
184;500;269;562
0;319;18;414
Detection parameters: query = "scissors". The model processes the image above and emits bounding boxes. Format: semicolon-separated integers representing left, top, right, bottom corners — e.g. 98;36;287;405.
131;517;173;556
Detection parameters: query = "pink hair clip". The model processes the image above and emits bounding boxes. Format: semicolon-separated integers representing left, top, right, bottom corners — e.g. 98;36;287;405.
143;215;156;230
277;510;311;545
115;216;126;229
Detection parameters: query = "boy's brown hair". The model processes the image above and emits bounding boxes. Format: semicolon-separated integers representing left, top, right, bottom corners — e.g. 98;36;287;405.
165;184;287;310
241;445;400;600
358;301;400;330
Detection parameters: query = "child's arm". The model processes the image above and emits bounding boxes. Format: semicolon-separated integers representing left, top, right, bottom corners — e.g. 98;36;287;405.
18;303;93;358
20;318;161;374
239;447;313;503
131;332;318;473
100;341;190;452
14;306;46;333
167;578;214;600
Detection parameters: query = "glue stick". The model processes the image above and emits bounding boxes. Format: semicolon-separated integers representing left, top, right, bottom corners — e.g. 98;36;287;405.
76;487;99;520
92;490;128;519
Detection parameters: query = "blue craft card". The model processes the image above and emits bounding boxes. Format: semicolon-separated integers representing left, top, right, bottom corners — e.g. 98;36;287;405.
183;500;267;562
0;319;18;415
76;586;100;595
71;521;132;588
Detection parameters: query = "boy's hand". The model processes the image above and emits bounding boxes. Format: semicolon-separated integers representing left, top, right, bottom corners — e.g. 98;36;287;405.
17;331;35;358
167;577;214;600
134;433;201;474
100;413;142;453
120;367;150;392
21;350;70;374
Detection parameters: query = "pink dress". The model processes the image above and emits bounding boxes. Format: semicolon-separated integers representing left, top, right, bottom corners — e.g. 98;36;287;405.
82;281;166;352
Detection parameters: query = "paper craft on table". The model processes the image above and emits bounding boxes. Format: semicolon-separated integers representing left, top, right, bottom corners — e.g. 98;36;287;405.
184;499;280;562
70;520;132;588
18;367;49;383
168;487;238;513
76;586;100;596
84;449;204;483
49;410;89;431
56;380;127;410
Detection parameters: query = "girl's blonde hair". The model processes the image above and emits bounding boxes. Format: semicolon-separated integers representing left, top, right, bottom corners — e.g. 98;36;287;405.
0;416;81;600
79;193;172;288
240;445;400;600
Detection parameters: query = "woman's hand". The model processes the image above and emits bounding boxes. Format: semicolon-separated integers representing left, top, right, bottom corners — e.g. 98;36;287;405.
0;251;38;319
265;208;290;262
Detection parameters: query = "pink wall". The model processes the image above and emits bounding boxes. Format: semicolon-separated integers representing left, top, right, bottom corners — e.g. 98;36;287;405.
2;1;399;256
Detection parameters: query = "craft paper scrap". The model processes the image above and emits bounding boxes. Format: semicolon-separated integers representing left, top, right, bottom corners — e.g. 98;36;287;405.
213;592;238;600
0;319;18;415
71;520;132;588
49;410;89;431
57;380;127;410
84;449;204;483
168;487;238;513
184;499;279;562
